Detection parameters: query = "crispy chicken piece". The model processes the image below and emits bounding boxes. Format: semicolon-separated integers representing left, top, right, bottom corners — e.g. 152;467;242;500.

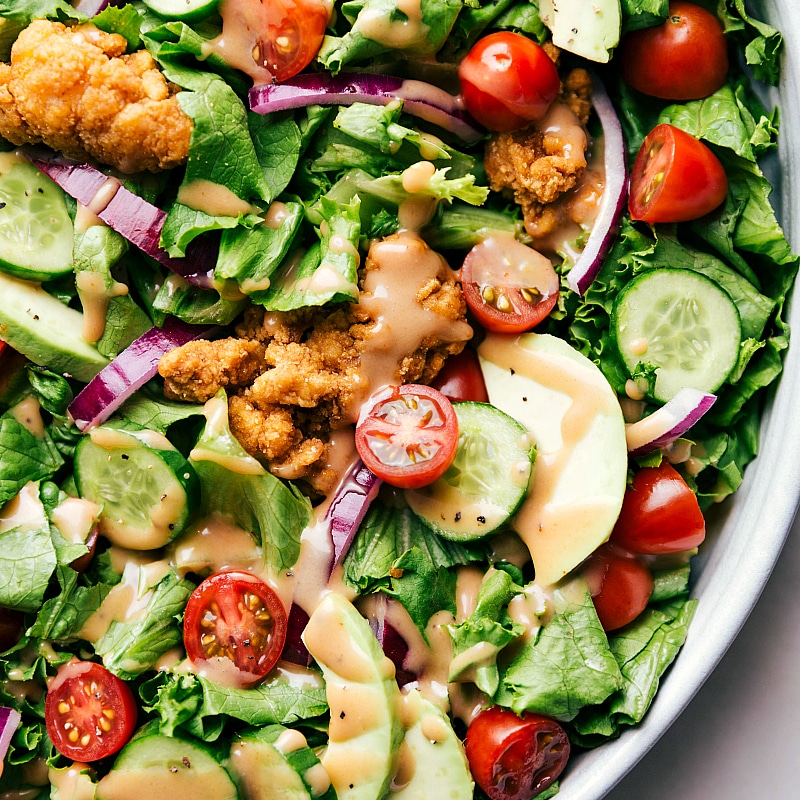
484;62;594;238
0;20;192;173
160;339;266;403
158;233;472;490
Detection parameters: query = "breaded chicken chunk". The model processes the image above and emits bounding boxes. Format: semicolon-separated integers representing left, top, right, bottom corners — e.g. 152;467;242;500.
159;232;472;490
0;20;192;173
484;52;594;239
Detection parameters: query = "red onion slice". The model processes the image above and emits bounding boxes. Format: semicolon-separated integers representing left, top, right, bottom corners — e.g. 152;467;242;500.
626;388;717;457
249;73;484;144
326;459;382;572
566;72;628;296
68;316;216;431
24;148;217;289
0;707;21;762
368;594;416;686
73;0;113;13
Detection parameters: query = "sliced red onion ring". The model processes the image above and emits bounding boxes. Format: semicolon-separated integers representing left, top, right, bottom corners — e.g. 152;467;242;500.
282;604;312;667
68;317;216;431
24;148;217;289
626;388;717;457
368;594;416;686
0;707;21;762
249;73;484;144
73;0;113;13
326;459;382;573
566;72;628;296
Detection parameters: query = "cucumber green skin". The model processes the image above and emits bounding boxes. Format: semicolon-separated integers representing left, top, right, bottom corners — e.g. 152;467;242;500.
74;427;200;549
0;159;74;281
97;733;238;800
143;0;220;21
405;401;535;541
0;271;108;382
611;267;742;402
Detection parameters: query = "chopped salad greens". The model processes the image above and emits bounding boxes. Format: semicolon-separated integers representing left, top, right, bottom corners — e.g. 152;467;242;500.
0;0;796;798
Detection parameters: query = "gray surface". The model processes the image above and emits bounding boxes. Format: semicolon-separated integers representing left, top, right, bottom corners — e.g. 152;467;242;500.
558;1;800;797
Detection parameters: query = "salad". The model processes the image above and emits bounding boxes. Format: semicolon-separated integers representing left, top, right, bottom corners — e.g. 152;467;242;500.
0;0;795;799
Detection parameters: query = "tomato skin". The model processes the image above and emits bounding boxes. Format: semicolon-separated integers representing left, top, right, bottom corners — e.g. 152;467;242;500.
45;660;137;762
611;462;706;554
465;706;570;800
583;544;654;632
355;384;459;490
458;32;560;132
461;236;559;334
430;348;489;403
183;570;288;686
629;123;728;223
254;0;330;82
619;1;728;101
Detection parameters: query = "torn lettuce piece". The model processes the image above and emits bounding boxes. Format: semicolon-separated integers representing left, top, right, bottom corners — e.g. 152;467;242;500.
153;274;249;326
496;579;622;721
568;597;697;746
447;567;525;695
214;201;305;301
318;0;462;74
357;167;489;207
92;565;194;680
189;392;311;575
258;196;362;310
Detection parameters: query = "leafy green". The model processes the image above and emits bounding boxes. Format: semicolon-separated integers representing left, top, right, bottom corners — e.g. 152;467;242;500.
496;581;622;721
93;567;194;680
189;392;311;575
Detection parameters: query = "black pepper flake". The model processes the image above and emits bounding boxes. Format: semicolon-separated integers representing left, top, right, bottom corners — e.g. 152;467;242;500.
121;454;129;460
477;516;486;524
0;202;6;209
522;397;528;402
349;785;355;790
169;765;178;773
454;511;462;522
340;710;346;719
182;756;191;768
168;523;175;530
510;368;516;375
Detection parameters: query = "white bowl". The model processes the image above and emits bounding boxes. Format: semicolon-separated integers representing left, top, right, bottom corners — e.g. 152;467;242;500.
559;2;800;797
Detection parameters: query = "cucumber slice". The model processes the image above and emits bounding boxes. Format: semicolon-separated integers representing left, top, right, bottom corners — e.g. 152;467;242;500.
0;271;108;382
405;401;535;541
97;733;238;800
75;426;199;550
612;268;741;402
142;0;219;21
0;155;73;281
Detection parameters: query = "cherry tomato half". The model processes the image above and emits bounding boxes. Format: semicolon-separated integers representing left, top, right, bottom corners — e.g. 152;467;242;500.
461;235;559;334
355;384;458;490
465;705;570;800
610;462;706;554
183;570;288;686
629;123;728;223
583;544;654;632
45;660;137;762
241;0;329;83
430;348;489;403
619;1;728;101
458;32;560;132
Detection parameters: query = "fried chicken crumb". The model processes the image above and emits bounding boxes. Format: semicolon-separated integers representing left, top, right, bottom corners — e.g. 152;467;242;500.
0;20;192;173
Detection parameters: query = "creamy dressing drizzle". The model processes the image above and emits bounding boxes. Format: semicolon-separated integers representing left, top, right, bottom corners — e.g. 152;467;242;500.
76;270;130;343
177;178;260;217
358;0;431;52
8;396;45;438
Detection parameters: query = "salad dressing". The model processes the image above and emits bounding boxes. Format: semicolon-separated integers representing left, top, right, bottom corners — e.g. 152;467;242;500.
358;0;430;53
8;396;45;438
176;178;261;218
0;482;46;532
75;270;129;344
48;763;95;800
50;496;99;545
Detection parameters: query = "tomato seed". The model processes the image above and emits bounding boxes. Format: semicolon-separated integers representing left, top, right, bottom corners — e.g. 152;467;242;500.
57;701;70;714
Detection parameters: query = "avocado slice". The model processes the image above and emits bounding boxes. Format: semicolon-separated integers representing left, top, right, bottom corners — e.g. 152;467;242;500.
478;332;628;586
392;689;474;800
302;593;403;800
0;271;108;382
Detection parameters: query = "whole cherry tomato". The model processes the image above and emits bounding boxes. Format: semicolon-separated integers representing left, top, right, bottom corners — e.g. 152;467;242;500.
619;1;729;100
461;235;559;334
430;348;489;403
610;462;706;554
465;705;570;800
45;660;137;762
355;384;459;489
629;123;728;223
458;32;560;132
183;570;288;686
583;544;654;632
